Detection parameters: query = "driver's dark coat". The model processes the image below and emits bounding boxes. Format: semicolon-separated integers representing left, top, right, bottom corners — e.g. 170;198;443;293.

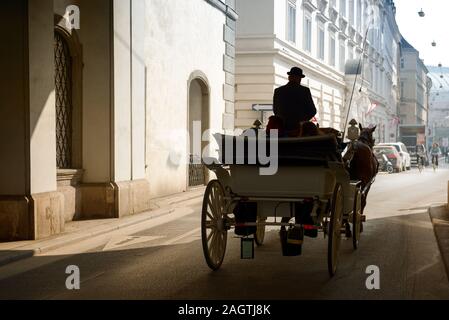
273;82;317;132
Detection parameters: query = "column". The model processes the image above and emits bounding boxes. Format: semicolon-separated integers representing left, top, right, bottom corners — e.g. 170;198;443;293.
0;0;64;241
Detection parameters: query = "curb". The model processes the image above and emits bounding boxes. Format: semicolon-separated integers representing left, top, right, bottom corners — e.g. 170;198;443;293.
0;207;174;268
429;205;449;281
0;190;204;268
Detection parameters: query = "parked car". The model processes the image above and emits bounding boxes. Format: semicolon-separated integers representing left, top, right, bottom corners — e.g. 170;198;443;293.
373;146;402;173
378;142;411;171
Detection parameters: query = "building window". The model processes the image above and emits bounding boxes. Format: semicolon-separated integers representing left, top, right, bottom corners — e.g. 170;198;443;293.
400;57;404;69
340;0;346;17
318;25;325;60
357;0;362;32
303;14;312;52
339;42;346;72
55;31;73;169
329;34;336;66
349;0;355;25
287;0;296;43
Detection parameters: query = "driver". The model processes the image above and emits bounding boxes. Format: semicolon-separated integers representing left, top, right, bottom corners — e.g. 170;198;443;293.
273;67;317;137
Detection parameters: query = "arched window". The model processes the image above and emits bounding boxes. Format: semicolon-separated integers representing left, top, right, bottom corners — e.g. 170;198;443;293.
53;15;83;171
54;31;73;169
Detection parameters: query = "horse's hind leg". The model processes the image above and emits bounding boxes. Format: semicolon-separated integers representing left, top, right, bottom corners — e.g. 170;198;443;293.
360;185;373;233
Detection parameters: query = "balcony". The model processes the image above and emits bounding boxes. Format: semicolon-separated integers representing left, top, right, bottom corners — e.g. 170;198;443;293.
338;16;348;34
317;0;328;14
302;0;317;12
348;25;357;41
328;6;338;24
356;32;364;46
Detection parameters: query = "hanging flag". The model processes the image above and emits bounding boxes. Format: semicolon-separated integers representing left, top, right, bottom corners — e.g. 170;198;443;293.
390;116;400;126
394;117;400;125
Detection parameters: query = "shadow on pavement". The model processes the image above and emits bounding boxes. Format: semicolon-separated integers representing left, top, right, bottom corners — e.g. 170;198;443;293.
0;212;448;300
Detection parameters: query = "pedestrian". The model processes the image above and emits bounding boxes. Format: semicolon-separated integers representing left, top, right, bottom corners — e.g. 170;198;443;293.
273;67;317;137
430;143;442;167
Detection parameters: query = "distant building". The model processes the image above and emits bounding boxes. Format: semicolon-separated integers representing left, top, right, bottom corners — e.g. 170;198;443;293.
399;37;431;126
427;66;449;149
398;37;431;147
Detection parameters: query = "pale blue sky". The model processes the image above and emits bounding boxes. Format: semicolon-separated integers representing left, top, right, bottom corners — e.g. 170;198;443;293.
395;0;449;67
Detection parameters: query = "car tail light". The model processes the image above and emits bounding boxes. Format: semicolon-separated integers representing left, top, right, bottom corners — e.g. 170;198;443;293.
386;154;397;159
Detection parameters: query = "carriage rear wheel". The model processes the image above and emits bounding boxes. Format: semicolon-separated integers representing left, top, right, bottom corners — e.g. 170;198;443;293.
201;180;228;271
328;184;344;277
352;188;363;250
255;216;267;246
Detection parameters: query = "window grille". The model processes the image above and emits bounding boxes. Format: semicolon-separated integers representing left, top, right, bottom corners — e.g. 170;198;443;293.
54;32;73;169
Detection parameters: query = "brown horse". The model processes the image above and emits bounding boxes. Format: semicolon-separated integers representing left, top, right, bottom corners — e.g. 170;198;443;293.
296;121;378;215
345;124;379;215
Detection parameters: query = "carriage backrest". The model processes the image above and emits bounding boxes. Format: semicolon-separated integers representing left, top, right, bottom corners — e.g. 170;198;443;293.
213;133;341;166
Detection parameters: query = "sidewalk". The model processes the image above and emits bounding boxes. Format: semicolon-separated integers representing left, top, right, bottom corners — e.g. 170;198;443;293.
0;187;205;267
429;205;449;279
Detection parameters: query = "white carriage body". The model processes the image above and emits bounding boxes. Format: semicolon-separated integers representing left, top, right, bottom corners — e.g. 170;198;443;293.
210;133;359;218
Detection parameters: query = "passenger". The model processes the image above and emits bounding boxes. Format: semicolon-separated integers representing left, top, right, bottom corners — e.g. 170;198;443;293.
273;67;317;137
266;115;286;137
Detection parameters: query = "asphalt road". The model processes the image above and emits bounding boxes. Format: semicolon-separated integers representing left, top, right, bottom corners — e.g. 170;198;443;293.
0;166;449;300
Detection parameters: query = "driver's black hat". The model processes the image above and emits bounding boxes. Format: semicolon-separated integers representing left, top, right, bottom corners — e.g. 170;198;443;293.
287;67;306;78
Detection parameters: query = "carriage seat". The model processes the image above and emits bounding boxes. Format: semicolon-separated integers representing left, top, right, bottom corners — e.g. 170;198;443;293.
214;133;343;167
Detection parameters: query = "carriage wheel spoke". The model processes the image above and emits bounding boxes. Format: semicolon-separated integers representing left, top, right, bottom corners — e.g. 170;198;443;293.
207;230;214;242
208;198;216;217
208;234;216;258
206;210;214;221
212;187;221;217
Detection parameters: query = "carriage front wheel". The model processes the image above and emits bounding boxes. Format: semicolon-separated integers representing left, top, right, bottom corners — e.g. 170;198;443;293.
328;184;344;277
201;180;228;271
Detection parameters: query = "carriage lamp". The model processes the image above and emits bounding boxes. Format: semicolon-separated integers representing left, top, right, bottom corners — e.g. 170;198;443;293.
347;119;360;142
432;41;437;47
439;63;443;67
241;238;255;259
418;9;425;17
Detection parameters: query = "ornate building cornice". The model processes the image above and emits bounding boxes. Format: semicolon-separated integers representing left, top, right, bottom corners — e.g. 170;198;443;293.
303;0;318;13
204;0;238;21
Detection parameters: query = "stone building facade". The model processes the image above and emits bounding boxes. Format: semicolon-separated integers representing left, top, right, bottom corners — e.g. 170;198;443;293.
0;0;236;241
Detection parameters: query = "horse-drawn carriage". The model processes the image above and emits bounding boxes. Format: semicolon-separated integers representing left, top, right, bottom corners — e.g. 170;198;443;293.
201;121;374;277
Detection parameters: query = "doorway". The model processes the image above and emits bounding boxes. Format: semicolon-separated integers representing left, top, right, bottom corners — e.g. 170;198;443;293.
188;76;210;187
